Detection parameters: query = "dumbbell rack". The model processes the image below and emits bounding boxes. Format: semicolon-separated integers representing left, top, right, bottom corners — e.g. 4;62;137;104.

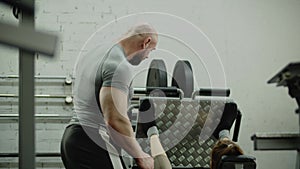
251;62;300;169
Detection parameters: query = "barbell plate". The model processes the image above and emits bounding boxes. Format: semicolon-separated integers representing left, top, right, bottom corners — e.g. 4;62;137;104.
171;60;194;97
146;59;168;88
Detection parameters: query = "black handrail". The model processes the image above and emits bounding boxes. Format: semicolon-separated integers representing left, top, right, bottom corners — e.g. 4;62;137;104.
232;110;242;142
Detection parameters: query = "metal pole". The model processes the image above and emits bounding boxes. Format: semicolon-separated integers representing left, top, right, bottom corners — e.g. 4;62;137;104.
297;151;299;169
19;0;35;168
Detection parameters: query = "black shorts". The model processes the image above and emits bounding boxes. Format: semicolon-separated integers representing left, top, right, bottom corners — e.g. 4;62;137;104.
60;124;125;169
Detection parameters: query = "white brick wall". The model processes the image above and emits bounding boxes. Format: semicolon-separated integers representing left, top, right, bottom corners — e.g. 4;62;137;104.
0;0;300;169
0;76;71;169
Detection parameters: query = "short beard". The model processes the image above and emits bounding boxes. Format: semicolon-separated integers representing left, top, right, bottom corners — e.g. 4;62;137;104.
128;55;143;65
128;50;147;65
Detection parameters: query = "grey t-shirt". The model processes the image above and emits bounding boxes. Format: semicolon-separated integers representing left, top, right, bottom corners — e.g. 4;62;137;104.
70;44;133;129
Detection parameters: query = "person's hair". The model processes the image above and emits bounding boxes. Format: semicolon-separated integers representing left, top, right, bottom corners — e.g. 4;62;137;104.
122;23;157;43
210;139;244;169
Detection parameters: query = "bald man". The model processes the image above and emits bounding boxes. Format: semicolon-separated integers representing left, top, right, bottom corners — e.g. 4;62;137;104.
61;23;158;169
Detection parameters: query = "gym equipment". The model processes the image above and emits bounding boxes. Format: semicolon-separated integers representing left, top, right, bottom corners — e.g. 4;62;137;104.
0;0;34;14
0;0;58;56
13;5;20;19
0;75;73;84
0;75;73;103
132;59;245;168
172;60;194;97
251;62;300;169
192;88;241;142
137;99;156;136
0;1;59;168
192;88;230;98
147;59;168;88
146;59;190;98
0;22;58;56
252;133;300;150
212;102;238;140
135;90;240;168
146;59;194;98
145;87;183;98
136;87;184;138
0;114;72;123
218;155;256;169
0;152;60;157
0;94;73;104
232;110;242;142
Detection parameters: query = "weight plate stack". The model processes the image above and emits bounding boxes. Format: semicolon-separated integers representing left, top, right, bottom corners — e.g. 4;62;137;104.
146;59;168;88
172;60;194;97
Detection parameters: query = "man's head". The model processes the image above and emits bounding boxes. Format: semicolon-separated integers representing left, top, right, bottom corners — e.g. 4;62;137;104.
119;23;158;65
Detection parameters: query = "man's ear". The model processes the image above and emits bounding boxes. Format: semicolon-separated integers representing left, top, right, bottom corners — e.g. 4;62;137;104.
143;37;152;49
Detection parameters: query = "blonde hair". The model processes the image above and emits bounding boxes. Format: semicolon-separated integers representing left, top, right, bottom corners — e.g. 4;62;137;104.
210;139;244;169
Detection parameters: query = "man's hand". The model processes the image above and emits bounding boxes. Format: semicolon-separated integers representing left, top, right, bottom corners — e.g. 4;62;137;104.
135;153;154;169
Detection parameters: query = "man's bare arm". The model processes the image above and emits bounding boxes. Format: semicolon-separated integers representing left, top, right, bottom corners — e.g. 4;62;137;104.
99;86;148;158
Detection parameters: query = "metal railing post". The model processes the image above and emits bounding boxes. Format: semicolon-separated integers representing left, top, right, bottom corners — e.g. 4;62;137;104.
19;0;35;168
